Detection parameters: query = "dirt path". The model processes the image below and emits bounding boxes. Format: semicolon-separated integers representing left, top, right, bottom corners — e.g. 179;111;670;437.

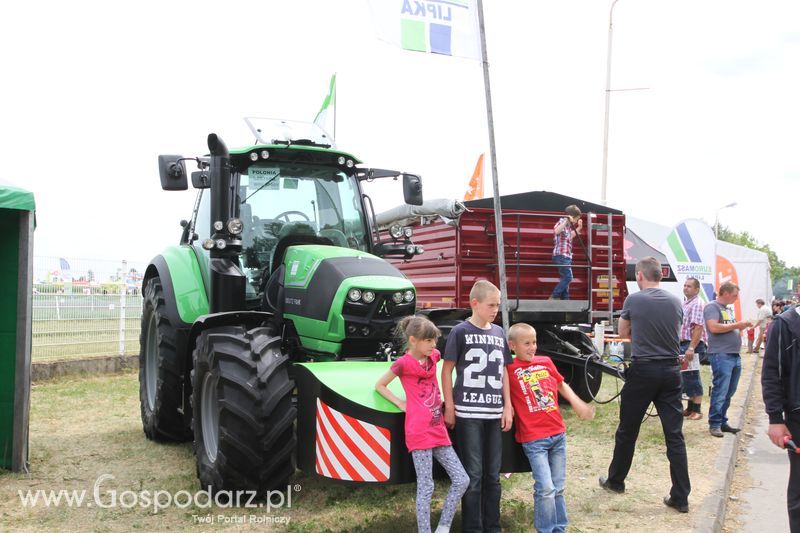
0;356;758;532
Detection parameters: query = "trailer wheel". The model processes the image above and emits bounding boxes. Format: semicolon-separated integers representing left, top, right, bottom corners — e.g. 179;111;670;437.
139;277;191;442
191;325;296;495
556;361;603;404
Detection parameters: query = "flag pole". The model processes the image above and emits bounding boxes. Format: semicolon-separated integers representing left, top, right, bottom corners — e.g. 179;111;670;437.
476;0;509;331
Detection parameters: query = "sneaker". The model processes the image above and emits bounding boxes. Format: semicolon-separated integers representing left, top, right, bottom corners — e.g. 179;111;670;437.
721;424;741;434
599;476;624;494
709;427;724;437
663;496;689;513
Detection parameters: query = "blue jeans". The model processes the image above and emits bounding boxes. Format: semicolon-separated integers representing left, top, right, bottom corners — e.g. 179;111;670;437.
454;418;502;533
522;433;568;533
708;353;742;428
551;255;573;300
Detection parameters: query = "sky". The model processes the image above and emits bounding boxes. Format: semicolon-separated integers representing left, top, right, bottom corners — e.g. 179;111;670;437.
1;0;797;272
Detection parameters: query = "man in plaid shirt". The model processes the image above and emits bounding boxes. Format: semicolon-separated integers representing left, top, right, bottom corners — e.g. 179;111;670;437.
680;277;707;420
550;205;583;300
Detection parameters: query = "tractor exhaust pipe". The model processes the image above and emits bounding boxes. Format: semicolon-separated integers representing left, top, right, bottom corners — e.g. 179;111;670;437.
207;133;245;313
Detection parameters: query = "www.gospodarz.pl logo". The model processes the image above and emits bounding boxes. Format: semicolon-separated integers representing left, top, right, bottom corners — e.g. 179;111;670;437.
18;474;299;514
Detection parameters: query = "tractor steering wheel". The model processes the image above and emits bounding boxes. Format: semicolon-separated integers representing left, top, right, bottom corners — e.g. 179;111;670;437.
274;210;310;222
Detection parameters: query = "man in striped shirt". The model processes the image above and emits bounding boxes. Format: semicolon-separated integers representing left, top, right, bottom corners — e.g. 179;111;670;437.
550;205;583;300
680;277;707;420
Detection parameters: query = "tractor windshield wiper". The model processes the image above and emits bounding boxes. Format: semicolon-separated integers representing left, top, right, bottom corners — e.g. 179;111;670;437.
242;175;279;204
270;138;331;149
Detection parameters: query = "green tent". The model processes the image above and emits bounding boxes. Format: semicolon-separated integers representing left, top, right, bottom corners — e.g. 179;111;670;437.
0;179;34;472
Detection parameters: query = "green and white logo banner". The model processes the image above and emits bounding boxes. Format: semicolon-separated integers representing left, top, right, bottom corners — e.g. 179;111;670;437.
368;0;481;60
662;219;716;303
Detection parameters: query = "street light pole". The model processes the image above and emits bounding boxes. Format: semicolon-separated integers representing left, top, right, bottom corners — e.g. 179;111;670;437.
600;0;620;206
714;202;738;240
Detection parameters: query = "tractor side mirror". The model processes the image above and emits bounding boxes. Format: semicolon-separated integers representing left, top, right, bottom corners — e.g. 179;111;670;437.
403;174;423;206
158;155;188;191
191;171;210;189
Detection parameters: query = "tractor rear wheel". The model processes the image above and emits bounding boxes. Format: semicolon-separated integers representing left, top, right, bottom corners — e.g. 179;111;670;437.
191;325;296;495
139;277;191;441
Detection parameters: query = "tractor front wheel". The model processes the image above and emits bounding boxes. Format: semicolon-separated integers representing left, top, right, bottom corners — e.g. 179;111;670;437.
139;277;191;442
191;326;296;495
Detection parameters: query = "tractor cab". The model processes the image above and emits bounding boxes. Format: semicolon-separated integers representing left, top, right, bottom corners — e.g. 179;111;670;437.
155;119;424;362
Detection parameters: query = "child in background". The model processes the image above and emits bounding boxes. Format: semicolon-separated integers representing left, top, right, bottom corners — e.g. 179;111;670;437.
376;315;469;533
441;280;513;533
506;323;594;533
550;204;583;300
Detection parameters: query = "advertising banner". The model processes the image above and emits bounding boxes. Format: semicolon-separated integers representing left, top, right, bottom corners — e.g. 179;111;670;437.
661;219;716;303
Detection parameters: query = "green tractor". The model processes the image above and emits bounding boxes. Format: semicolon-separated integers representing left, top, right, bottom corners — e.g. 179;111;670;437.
139;119;424;494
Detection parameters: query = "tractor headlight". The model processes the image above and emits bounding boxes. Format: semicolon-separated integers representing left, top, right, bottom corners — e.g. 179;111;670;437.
403;290;415;303
347;288;362;302
215;239;227;250
202;239;215;250
389;224;403;239
406;244;416;255
249;152;259;162
415;245;425;255
213;220;224;231
362;290;376;303
403;227;413;238
337;156;346;165
346;159;354;168
260;150;270;160
392;292;404;304
226;218;243;235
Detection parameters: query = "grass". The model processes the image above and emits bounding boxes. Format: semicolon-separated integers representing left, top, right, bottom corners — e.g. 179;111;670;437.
0;360;748;532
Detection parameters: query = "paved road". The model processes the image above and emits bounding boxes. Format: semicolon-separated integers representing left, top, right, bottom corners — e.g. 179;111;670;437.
728;374;791;531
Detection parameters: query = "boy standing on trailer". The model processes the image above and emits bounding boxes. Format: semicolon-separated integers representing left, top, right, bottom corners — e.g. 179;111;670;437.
442;280;514;533
550;205;583;300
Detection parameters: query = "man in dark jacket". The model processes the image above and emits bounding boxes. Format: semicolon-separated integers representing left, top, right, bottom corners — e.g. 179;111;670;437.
762;306;800;531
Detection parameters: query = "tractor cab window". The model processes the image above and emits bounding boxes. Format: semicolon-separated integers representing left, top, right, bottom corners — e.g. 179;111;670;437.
239;164;369;277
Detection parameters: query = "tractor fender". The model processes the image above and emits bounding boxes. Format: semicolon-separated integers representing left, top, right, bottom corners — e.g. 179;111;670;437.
142;246;209;328
186;311;276;360
143;255;190;330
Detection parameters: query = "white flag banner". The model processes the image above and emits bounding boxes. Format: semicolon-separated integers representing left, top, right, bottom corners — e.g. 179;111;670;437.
368;0;481;60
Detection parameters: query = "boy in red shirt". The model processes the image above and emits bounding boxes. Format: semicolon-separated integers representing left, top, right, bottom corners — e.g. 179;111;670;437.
507;323;594;533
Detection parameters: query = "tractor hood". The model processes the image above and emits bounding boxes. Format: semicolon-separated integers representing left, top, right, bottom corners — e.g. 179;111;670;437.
281;245;415;354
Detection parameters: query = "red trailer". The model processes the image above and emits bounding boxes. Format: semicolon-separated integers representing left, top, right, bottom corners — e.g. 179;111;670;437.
386;191;630;401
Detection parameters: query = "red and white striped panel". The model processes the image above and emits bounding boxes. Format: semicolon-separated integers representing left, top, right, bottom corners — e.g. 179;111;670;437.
315;398;391;482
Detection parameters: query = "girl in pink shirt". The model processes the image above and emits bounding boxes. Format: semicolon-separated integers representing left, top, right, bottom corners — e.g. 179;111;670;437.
376;316;469;533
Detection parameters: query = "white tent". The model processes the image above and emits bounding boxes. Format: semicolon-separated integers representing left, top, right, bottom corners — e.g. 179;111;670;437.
626;216;772;322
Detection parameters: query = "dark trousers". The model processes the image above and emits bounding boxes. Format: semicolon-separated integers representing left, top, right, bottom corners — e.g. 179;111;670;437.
454;417;502;533
607;360;691;505
787;413;800;532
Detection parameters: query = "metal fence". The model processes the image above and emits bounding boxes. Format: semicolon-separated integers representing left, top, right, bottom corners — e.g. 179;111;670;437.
32;257;147;361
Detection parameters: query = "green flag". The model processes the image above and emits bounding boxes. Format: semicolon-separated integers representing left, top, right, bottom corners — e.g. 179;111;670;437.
314;74;336;138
